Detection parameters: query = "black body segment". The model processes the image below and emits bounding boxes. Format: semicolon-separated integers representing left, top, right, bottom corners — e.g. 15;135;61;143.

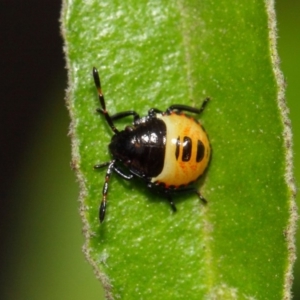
109;118;166;178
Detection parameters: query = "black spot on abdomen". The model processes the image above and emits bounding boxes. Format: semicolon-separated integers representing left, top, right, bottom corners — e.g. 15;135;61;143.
196;140;205;162
182;136;192;162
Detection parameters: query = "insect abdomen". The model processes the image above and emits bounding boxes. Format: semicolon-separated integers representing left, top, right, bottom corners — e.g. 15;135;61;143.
152;113;210;186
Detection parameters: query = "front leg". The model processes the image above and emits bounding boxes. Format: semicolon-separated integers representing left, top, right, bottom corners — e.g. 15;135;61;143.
113;164;134;180
95;162;133;180
97;160;115;223
94;161;133;223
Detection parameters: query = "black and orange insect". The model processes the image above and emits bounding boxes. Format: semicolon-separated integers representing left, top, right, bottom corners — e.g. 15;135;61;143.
92;67;211;222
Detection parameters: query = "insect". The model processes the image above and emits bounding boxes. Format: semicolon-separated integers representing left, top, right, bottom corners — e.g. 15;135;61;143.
92;67;211;223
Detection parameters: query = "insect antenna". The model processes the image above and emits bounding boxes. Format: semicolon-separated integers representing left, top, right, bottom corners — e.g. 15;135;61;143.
93;67;119;134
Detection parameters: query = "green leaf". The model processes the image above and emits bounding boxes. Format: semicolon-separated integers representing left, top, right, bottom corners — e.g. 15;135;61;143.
61;0;297;299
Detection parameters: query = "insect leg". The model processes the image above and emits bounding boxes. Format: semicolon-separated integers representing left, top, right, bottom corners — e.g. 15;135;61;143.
166;98;210;115
166;195;177;212
194;190;207;204
113;164;134;180
99;160;115;223
95;161;133;180
174;187;207;205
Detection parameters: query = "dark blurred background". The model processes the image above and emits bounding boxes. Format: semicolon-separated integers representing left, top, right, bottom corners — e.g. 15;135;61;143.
0;1;298;299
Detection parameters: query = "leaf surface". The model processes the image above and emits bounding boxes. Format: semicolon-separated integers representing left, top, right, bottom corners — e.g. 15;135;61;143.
61;0;296;299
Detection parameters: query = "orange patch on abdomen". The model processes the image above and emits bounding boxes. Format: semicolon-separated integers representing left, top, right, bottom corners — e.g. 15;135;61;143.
152;113;211;187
